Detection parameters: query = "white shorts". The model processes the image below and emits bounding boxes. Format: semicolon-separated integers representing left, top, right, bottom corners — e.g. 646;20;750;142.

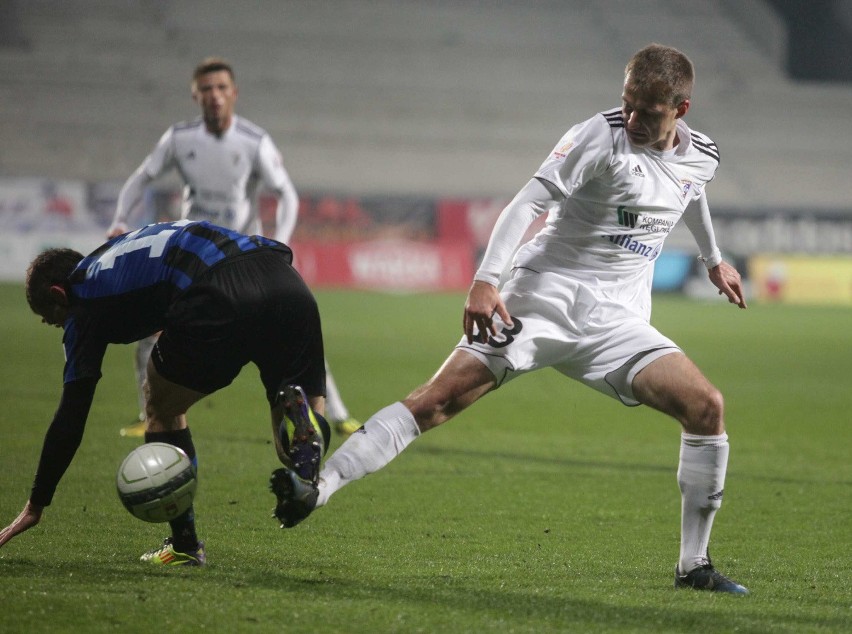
456;269;681;406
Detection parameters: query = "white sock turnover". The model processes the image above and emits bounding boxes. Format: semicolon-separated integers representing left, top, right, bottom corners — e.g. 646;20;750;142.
323;361;350;423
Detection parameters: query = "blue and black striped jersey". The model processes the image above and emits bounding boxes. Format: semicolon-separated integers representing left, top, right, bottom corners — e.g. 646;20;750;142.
61;220;288;383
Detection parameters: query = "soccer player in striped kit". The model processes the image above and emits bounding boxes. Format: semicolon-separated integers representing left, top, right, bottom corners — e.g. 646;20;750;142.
271;44;750;594
108;57;360;439
0;221;330;565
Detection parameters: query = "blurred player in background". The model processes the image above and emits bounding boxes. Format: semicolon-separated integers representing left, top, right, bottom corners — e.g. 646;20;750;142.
0;220;330;565
107;57;360;438
272;44;750;594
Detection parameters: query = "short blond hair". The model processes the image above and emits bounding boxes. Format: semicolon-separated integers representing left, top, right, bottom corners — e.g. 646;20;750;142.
624;44;694;107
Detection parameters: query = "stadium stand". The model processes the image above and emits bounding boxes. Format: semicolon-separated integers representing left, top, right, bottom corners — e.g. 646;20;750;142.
0;0;850;211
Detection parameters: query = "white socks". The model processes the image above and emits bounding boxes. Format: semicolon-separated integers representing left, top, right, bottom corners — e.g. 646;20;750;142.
677;432;729;573
316;402;420;507
323;361;350;423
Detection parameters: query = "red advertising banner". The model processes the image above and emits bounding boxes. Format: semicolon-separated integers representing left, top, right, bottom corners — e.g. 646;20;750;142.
436;198;506;247
291;239;474;291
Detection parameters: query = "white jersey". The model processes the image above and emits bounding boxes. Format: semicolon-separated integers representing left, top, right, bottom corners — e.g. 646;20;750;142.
478;108;720;319
463;109;722;401
112;115;298;243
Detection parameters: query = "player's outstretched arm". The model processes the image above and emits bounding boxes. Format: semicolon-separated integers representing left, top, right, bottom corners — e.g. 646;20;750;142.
0;501;44;548
463;281;513;344
708;261;747;309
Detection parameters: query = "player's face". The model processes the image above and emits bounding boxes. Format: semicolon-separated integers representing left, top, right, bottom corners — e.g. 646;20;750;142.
621;76;688;151
35;284;70;328
37;302;68;328
193;70;238;134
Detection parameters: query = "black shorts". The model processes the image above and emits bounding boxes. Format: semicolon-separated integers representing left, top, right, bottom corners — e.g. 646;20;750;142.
151;248;326;404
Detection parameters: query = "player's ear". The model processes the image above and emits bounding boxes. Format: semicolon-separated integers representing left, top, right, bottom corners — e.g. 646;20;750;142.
48;284;69;306
675;99;690;119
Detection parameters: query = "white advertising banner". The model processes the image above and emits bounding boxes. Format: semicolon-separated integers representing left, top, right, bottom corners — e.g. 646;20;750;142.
0;178;108;281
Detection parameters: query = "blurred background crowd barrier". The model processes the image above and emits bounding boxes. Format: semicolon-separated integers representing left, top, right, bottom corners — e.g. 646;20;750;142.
1;1;850;303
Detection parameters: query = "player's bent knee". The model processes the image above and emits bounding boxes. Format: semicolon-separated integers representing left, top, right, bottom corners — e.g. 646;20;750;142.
684;387;725;435
144;385;195;424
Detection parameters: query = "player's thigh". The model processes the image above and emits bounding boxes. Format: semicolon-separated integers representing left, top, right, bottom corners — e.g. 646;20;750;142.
631;352;724;431
403;349;497;430
145;357;207;421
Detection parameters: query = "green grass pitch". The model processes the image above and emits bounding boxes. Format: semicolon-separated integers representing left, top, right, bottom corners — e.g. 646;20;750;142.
0;282;849;633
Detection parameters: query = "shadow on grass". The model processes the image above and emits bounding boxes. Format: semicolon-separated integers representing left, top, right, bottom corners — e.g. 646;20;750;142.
226;566;844;633
415;444;673;474
412;445;851;486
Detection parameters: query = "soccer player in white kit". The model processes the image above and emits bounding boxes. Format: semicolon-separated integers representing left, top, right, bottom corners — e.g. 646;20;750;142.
271;44;749;594
108;58;360;438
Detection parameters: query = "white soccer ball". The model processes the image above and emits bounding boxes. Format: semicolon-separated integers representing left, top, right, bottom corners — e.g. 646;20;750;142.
116;443;197;523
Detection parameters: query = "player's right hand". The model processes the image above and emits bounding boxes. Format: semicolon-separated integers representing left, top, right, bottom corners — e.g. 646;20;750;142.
106;222;128;239
0;501;44;549
463;280;513;344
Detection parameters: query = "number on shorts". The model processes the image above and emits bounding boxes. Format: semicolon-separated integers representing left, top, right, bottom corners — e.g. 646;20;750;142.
487;317;523;349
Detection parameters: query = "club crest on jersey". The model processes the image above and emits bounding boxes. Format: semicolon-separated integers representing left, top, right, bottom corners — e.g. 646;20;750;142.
553;141;575;159
681;180;693;199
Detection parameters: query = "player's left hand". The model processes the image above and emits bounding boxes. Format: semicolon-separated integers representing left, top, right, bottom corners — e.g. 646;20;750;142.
709;261;747;309
0;501;44;549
